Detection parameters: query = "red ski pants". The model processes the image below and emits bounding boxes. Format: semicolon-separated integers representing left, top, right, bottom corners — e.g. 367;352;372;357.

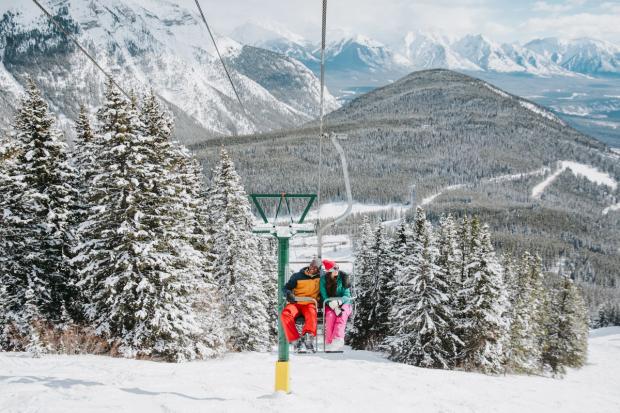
281;303;317;342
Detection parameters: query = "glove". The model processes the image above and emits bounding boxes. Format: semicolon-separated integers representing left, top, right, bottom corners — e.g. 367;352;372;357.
328;300;343;316
286;292;296;303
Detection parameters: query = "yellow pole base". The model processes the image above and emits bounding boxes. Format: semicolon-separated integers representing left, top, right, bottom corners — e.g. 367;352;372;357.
275;361;290;393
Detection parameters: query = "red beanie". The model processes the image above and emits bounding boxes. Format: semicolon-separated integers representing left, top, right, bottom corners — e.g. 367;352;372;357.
322;259;337;273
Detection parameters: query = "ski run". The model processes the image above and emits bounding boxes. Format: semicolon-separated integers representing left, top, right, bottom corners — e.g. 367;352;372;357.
0;327;618;413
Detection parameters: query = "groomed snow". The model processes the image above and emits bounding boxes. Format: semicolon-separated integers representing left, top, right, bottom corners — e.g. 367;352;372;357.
306;202;407;221
532;161;618;199
1;327;619;413
420;184;466;206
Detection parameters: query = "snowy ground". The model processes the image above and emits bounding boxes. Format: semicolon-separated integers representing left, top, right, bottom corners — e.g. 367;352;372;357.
1;327;619;413
531;160;617;199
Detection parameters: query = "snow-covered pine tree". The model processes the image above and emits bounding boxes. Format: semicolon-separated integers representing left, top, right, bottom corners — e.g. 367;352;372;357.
0;271;10;350
140;89;227;358
207;148;271;352
385;208;458;368
435;214;463;362
506;252;540;373
349;215;376;349
502;254;519;308
529;254;548;371
75;80;206;361
23;276;46;358
73;105;97;190
457;215;471;285
596;301;620;327
542;275;589;376
458;220;508;373
350;219;393;350
384;219;414;337
0;137;11;349
258;238;279;343
0;79;78;349
391;219;414;274
362;222;394;350
453;216;470;364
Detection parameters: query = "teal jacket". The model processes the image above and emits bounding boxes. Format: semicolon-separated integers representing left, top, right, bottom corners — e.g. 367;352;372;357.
320;271;351;304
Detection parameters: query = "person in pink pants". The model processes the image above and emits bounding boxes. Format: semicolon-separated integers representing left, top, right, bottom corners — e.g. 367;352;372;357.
320;259;352;352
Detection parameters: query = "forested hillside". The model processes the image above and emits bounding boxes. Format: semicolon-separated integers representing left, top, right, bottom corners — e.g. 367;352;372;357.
191;69;620;316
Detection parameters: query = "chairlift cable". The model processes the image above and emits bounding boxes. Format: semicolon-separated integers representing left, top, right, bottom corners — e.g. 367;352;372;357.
31;0;131;100
193;0;247;120
316;0;328;257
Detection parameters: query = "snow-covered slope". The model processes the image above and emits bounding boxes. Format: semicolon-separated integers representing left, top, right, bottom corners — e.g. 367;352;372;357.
230;20;317;65
242;23;618;81
532;160;618;199
0;1;336;141
525;37;620;75
402;31;480;71
323;34;412;73
1;327;619;412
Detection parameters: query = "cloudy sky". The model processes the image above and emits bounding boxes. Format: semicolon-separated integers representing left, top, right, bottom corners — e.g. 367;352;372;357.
191;0;620;45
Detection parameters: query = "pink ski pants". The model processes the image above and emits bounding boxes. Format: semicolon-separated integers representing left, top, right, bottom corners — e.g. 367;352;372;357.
324;303;352;344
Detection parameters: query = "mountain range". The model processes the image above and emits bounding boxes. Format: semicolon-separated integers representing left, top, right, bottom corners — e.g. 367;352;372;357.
231;21;620;80
0;0;338;143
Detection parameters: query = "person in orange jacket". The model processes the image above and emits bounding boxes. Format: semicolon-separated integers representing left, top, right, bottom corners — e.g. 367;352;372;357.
280;257;322;352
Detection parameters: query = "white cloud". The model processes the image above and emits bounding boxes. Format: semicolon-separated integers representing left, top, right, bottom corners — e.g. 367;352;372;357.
533;0;589;13
533;2;573;13
522;12;620;43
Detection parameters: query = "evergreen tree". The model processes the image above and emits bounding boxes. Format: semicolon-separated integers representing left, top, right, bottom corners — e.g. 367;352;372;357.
351;223;394;350
73;105;97;192
458;220;508;373
0;276;10;350
258;238;279;343
385;209;458;368
363;222;394;349
206;148;271;351
542;276;589;376
506;252;542;373
0;79;77;349
391;219;414;275
435;214;462;361
457;215;471;285
75;81;206;361
23;276;46;358
144;91;228;358
595;301;620;328
349;215;376;349
529;254;548;371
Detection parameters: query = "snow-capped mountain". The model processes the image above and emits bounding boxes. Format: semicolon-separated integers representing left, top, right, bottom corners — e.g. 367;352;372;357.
230;22;411;77
230;20;318;66
402;32;480;71
452;35;571;76
524;37;620;75
322;34;411;73
0;1;337;142
232;20;619;80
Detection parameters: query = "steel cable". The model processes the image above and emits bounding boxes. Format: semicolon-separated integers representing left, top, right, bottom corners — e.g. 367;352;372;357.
31;0;131;99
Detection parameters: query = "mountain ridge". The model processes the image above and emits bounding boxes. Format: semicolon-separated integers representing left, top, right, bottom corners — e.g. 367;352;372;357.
0;0;338;143
190;69;619;312
229;21;620;78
